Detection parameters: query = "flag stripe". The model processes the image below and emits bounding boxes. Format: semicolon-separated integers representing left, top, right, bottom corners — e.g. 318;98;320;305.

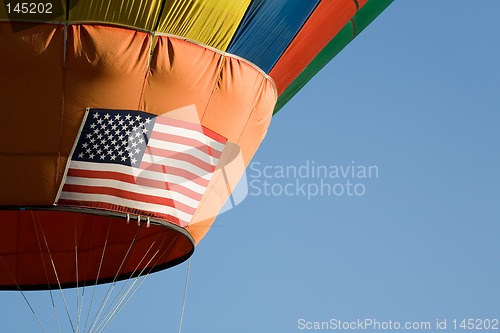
69;161;210;192
156;116;227;145
142;153;214;177
154;122;225;152
149;131;224;159
66;169;203;200
61;184;197;215
64;175;203;205
144;146;216;173
137;162;210;188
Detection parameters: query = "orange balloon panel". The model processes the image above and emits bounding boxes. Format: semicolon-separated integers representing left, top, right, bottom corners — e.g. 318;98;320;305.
0;22;275;289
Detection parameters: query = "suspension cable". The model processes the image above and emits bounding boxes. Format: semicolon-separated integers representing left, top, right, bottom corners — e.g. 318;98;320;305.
178;259;191;333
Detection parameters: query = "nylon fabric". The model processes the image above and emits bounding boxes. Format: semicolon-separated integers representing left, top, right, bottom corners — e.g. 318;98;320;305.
68;0;164;30
156;0;252;50
270;0;364;95
227;0;321;73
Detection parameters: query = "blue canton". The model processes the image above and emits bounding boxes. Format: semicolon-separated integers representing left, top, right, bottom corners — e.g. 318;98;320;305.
72;109;156;167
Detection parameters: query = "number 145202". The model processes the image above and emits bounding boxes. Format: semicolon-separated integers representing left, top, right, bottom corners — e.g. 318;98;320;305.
6;2;53;14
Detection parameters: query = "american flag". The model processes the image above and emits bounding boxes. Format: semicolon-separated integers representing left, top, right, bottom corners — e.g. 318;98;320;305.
57;108;226;226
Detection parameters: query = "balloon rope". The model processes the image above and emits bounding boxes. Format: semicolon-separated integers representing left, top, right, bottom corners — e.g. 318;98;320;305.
74;222;80;333
95;233;181;333
91;238;161;333
36;217;76;333
0;256;47;333
31;212;62;333
83;220;112;333
178;259;191;333
87;224;143;333
77;218;97;333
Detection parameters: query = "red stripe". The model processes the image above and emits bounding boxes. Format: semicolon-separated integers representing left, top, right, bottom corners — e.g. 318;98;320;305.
139;162;210;187
149;131;223;159
61;184;196;215
270;0;359;94
57;200;188;226
145;147;215;173
67;168;203;201
155;116;227;143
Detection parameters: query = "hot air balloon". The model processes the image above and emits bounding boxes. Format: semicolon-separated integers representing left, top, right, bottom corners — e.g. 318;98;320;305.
0;0;393;331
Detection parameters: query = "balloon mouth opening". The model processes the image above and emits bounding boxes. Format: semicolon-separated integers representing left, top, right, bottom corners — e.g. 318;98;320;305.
0;207;194;291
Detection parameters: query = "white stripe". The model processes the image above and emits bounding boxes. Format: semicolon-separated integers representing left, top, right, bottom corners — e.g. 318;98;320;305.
154;123;225;152
142;154;213;179
63;176;200;210
69;161;210;193
148;139;219;166
59;192;193;222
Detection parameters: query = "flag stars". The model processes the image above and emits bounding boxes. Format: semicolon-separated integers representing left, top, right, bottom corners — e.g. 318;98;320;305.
75;110;155;166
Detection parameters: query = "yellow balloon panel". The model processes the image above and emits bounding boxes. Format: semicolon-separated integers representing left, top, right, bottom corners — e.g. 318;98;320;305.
156;0;251;51
68;0;163;30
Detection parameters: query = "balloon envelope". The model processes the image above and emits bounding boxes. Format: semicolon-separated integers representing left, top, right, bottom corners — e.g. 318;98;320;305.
0;0;393;289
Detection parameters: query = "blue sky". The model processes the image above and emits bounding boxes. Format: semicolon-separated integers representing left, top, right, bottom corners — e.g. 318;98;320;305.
2;1;499;332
